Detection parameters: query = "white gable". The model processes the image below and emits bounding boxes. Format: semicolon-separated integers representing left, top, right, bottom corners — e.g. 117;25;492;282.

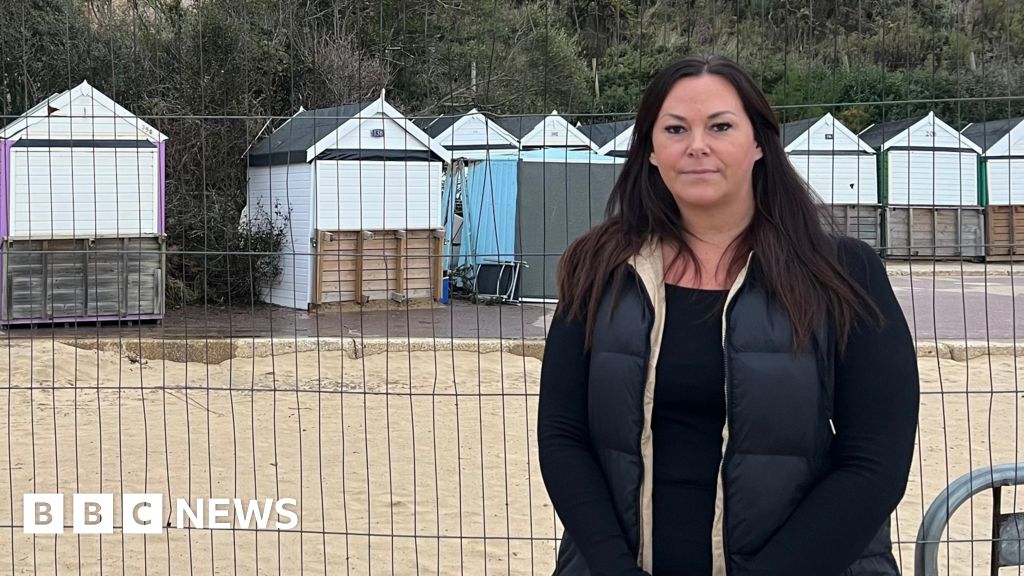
785;114;874;154
324;113;432;152
433;109;519;152
1006;128;1024;157
879;112;981;153
598;124;634;156
520;111;598;151
1;81;165;142
986;120;1024;157
308;94;452;163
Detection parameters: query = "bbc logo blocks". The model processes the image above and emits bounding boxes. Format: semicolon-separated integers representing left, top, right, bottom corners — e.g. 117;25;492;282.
24;493;163;535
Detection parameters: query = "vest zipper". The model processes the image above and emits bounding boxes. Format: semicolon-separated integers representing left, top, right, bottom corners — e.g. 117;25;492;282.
718;253;753;576
720;307;731;576
638;468;644;566
636;273;656;571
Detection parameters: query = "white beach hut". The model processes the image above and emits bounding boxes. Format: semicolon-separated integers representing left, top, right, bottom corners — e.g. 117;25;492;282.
246;92;452;308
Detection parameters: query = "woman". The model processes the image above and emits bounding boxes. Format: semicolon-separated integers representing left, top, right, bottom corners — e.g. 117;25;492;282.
537;55;919;576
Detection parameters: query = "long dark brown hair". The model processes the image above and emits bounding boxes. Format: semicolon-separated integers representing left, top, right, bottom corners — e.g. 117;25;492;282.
557;54;881;352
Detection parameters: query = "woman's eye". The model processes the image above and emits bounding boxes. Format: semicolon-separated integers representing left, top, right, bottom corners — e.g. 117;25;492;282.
665;125;686;134
712;123;733;132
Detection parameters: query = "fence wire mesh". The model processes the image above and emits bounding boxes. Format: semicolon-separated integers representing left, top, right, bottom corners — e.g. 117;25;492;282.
0;0;1022;574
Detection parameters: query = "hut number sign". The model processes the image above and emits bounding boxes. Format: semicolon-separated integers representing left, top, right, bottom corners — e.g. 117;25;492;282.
371;128;385;137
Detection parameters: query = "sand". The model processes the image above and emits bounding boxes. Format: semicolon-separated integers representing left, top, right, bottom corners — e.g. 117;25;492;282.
0;339;1018;575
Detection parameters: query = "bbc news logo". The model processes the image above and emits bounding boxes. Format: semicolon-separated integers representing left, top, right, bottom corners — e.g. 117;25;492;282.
23;494;298;534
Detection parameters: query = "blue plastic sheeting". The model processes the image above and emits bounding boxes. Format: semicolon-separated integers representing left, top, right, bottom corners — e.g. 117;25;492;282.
440;168;460;270
439;150;620;271
455;157;519;268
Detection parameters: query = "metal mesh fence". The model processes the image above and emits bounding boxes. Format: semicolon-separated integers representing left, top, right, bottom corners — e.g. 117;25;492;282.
0;0;1022;574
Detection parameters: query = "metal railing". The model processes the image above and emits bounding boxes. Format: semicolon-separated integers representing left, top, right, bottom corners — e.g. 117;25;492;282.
916;463;1024;576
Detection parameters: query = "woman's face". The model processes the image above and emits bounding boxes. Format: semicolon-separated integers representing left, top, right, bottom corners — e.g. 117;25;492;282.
649;74;763;212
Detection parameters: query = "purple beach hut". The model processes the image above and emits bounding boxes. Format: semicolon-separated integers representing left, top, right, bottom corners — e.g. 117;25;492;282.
0;80;167;325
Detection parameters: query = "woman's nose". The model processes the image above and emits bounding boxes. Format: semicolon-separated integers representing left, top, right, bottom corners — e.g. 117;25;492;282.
687;134;709;156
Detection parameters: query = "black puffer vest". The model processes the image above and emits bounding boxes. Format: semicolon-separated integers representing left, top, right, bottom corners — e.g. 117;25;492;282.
553;244;899;576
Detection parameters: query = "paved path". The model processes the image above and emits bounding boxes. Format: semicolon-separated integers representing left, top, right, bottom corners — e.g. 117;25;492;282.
7;263;1024;343
890;275;1024;342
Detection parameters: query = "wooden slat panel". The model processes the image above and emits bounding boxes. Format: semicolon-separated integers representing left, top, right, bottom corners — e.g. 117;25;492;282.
321;275;434;293
986;205;1024;259
320;256;434;273
406;276;436;292
354;231;365;304
317;247;433;261
315;228;444;305
886;206;984;258
320;237;433;252
320;238;399;252
825;204;882;250
395;233;406;295
322;257;391;272
320;268;433;283
321;280;358;292
3;236;163;320
318;268;359;282
320;288;433;304
431;233;443;299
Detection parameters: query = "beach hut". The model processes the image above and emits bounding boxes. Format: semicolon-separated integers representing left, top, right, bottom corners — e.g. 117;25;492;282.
415;110;521;271
578;119;634;157
414;109;520;160
859;112;984;258
781;113;881;249
497;111;598;151
961;117;1024;259
783;113;878;204
0;80;167;324
245;92;452;309
445;148;623;302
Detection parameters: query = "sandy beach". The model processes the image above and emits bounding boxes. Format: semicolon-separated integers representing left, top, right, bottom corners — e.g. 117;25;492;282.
0;340;1018;575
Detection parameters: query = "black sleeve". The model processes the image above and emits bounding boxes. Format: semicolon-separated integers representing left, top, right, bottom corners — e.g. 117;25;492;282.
740;238;920;575
538;306;649;576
